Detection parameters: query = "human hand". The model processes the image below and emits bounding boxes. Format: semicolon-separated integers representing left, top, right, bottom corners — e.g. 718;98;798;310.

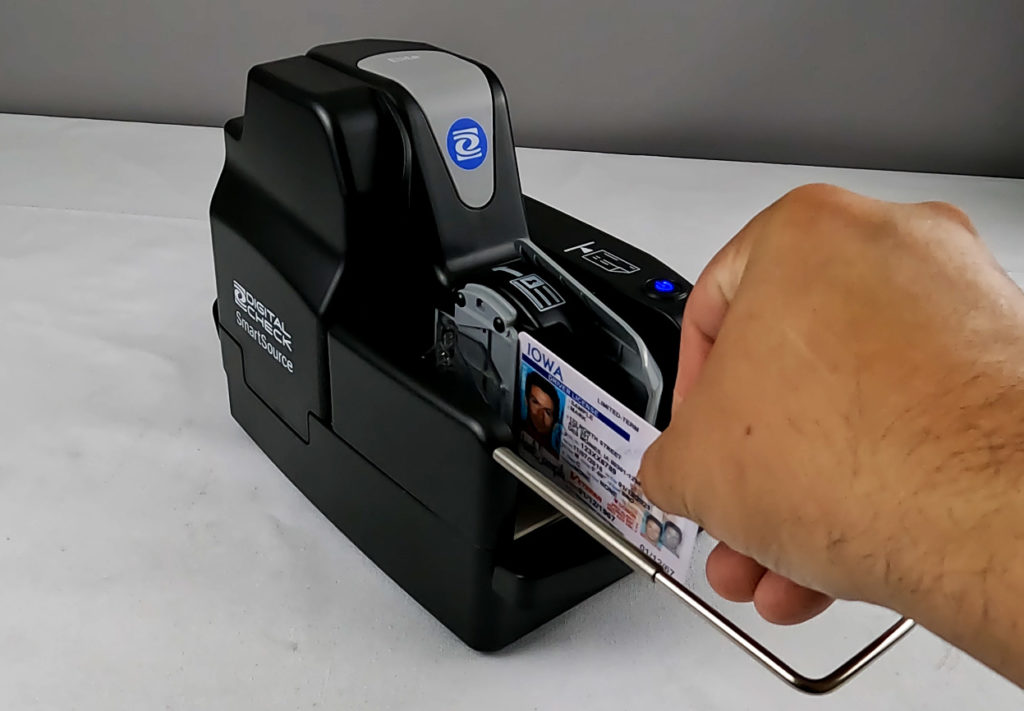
638;184;1024;635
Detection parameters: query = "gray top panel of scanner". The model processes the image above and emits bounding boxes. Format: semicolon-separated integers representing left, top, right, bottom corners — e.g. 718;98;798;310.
358;51;494;209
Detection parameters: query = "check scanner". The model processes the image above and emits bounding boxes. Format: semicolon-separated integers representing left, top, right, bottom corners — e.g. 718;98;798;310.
210;39;914;694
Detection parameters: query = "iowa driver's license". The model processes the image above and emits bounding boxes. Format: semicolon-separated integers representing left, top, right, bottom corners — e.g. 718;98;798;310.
515;332;698;581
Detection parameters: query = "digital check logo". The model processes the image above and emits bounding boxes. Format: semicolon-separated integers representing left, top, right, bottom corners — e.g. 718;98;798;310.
446;117;487;170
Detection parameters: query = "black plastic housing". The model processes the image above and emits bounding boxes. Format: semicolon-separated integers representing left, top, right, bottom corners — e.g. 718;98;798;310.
210;39;691;650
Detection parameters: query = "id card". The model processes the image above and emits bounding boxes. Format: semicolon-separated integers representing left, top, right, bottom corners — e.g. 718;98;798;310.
515;333;698;581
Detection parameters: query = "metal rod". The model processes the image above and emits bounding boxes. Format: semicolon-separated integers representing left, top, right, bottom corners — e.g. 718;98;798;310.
655;572;916;694
493;446;916;695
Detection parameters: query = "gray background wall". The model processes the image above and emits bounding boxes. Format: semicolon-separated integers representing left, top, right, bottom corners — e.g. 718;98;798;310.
2;1;1022;177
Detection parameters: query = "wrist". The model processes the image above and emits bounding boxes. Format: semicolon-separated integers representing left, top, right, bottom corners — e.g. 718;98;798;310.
870;372;1024;681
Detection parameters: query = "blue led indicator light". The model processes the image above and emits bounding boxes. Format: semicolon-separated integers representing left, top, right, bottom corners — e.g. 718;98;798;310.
653;279;675;293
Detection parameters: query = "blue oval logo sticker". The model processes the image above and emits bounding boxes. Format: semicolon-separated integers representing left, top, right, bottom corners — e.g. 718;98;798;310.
446;117;487;170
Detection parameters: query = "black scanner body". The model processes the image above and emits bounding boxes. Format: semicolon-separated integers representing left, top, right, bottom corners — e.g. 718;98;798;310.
211;39;691;651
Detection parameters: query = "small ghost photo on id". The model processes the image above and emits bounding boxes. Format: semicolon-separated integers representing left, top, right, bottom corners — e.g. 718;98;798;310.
660;520;683;556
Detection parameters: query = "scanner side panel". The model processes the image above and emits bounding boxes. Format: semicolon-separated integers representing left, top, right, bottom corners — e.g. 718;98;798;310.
232;57;356;254
217;323;490;644
327;327;518;548
211;191;329;439
212;57;382;437
217;320;628;650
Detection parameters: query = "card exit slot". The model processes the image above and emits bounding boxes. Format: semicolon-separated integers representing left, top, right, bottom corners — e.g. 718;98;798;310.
512;487;564;541
492;446;916;695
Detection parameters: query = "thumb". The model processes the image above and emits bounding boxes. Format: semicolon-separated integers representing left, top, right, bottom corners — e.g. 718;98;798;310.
645;220;760;520
674;212;758;404
637;404;709;528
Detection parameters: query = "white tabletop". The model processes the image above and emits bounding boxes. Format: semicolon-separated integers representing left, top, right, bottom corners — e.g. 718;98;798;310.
2;113;1022;710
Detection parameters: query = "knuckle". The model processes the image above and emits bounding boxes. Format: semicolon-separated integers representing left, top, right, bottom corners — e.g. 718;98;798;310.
774;183;858;228
918;200;978;235
778;182;850;210
757;183;862;257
